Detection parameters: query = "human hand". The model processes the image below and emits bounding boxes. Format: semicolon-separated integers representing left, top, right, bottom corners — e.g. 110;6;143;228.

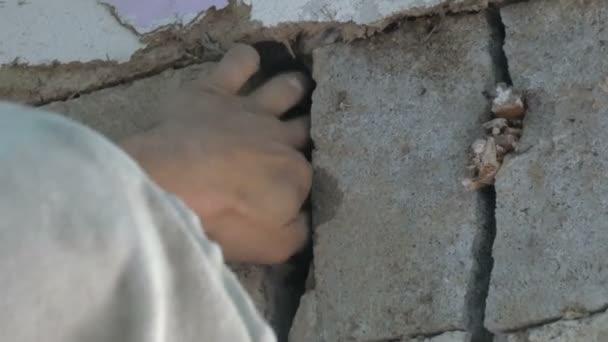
121;44;312;264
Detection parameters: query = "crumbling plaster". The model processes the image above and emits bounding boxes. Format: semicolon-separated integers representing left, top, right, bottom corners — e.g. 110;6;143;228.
0;0;227;66
245;0;486;26
0;0;489;66
0;0;143;65
101;0;229;34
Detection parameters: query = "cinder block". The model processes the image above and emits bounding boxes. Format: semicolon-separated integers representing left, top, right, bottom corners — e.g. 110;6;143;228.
291;13;494;341
486;0;608;332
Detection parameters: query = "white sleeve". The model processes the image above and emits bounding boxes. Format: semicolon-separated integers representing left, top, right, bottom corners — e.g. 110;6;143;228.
0;102;276;342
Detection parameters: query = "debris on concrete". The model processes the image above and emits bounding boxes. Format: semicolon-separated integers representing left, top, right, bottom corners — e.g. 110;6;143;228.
290;13;494;341
463;83;525;191
491;82;526;120
463;137;501;191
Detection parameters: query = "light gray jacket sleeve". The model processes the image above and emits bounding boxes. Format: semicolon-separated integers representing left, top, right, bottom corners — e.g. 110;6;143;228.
0;102;276;342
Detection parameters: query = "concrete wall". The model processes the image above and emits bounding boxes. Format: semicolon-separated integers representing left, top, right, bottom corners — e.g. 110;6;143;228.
0;0;487;66
4;1;608;342
1;0;494;103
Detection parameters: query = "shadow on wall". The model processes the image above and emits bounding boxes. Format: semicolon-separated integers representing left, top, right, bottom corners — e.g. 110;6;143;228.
247;40;316;342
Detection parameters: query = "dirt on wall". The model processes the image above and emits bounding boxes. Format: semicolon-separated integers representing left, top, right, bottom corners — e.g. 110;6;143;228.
0;0;494;105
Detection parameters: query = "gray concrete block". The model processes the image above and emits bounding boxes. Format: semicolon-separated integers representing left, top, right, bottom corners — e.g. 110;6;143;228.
486;0;608;332
495;310;608;342
501;0;608;95
43;64;215;141
229;263;302;341
288;292;317;342
291;13;494;341
41;64;299;339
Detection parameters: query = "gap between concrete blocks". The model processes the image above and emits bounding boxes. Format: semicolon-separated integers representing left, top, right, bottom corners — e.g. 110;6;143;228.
463;6;515;342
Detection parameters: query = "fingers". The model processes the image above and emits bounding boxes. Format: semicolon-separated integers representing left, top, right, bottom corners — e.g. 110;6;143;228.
228;144;312;229
246;72;310;117
208;213;310;264
278;116;311;149
199;44;260;94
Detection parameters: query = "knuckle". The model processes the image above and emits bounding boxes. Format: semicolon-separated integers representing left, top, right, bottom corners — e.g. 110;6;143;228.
293;154;313;197
278;156;311;211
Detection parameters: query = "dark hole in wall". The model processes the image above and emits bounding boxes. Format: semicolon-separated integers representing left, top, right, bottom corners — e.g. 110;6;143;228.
486;6;513;86
251;41;315;118
247;40;316;342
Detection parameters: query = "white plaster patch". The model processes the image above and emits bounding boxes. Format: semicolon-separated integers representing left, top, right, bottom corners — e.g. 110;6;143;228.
0;0;144;65
101;0;229;34
245;0;479;26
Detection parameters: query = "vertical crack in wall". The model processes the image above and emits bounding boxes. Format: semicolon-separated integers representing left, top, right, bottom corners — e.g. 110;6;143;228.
466;186;496;342
465;7;513;342
249;40;315;342
487;6;512;86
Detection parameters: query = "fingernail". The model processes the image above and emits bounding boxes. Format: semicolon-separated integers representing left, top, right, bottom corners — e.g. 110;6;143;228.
287;73;309;92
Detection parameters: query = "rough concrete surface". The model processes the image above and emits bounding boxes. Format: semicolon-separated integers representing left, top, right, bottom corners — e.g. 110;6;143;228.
486;0;608;332
495;310;608;342
42;64;216;141
290;13;495;341
288;292;317;342
41;63;298;339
